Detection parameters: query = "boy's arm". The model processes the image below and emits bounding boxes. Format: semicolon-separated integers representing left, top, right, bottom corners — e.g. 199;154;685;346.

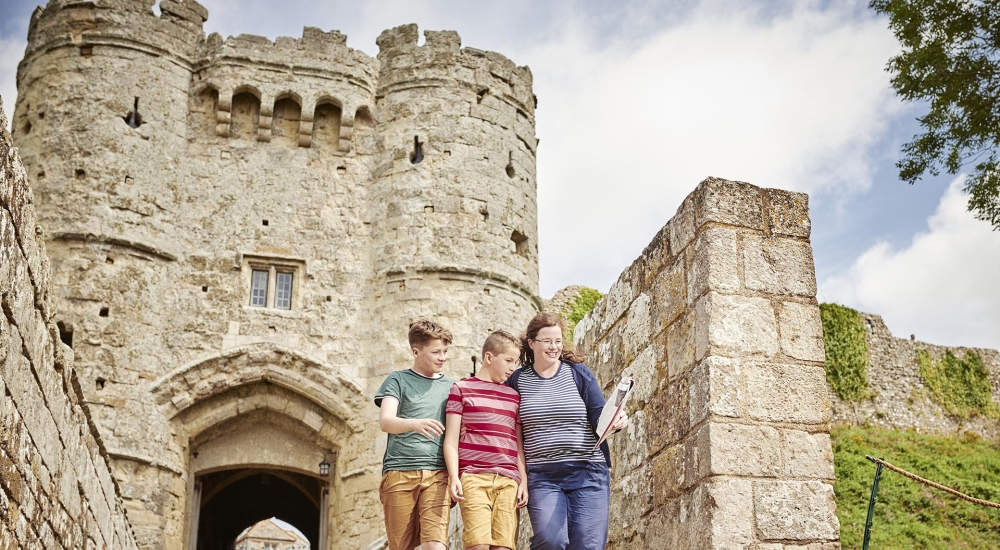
378;396;445;438
444;412;464;502
516;423;528;508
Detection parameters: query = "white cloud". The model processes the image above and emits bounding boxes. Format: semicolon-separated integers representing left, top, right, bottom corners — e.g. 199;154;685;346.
821;177;1000;350
0;36;25;130
528;2;901;296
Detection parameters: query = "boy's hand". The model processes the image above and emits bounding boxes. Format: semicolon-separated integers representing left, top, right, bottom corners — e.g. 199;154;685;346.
410;418;445;439
517;482;528;508
450;476;465;502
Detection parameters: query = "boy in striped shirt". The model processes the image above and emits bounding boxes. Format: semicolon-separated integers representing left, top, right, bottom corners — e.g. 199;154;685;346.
443;330;527;550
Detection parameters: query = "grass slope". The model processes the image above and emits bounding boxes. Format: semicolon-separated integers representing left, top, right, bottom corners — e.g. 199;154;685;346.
833;425;1000;549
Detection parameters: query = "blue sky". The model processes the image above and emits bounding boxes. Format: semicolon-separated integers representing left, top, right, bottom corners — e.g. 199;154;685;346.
2;0;997;350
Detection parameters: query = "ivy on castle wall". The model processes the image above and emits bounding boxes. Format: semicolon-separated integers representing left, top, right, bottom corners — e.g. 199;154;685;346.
819;303;871;402
917;349;1000;420
564;288;603;343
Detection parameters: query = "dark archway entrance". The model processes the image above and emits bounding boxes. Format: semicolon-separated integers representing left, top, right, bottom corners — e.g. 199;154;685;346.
195;468;325;550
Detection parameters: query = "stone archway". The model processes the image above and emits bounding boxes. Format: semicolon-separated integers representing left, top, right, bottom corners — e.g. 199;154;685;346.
150;344;381;550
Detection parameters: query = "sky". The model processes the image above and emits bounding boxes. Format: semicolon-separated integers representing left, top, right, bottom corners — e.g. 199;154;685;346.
1;0;998;350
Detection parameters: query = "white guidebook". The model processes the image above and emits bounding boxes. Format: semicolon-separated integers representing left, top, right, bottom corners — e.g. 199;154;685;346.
594;375;634;449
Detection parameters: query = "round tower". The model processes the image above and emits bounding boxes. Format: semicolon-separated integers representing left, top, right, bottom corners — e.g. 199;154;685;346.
367;24;541;379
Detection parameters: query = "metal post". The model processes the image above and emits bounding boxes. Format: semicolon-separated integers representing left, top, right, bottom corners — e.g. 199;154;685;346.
862;456;884;550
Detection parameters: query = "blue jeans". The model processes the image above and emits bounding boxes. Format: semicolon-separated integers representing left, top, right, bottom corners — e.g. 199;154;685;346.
526;461;610;550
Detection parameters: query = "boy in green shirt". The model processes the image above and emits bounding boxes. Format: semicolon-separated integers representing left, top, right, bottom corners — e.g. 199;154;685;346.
374;319;455;550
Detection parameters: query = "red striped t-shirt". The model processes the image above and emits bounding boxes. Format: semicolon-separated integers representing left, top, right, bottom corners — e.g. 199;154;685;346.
446;377;521;484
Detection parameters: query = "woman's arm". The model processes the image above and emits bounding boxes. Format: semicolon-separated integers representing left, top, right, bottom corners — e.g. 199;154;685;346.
444;412;464;502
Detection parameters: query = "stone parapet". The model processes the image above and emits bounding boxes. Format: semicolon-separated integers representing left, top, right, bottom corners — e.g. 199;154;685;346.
575;177;840;549
1;101;139;550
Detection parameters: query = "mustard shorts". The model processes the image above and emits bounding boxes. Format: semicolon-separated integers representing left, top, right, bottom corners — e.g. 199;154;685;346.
379;470;450;550
458;473;519;549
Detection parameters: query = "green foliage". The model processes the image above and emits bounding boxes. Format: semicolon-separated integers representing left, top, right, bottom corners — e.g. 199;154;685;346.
819;303;871;402
917;349;1000;420
833;425;1000;549
870;0;1000;228
563;288;603;343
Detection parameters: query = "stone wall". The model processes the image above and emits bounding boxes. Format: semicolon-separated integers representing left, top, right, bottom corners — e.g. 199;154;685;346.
1;101;138;549
574;177;840;549
830;313;1000;439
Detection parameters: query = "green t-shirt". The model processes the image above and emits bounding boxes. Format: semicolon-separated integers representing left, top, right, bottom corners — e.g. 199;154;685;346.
374;369;455;475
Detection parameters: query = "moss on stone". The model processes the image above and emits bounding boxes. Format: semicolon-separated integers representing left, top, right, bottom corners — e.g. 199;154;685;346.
917;349;1000;420
819;302;871;402
563;287;603;343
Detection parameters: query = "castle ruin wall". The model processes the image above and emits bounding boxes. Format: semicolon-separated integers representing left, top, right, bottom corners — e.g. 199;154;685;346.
574;177;841;549
830;313;1000;439
1;100;139;550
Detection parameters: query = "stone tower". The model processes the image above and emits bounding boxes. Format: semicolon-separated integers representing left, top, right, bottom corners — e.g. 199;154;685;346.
12;1;539;548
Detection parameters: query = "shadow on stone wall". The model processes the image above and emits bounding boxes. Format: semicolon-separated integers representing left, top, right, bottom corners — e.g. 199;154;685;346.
1;102;139;548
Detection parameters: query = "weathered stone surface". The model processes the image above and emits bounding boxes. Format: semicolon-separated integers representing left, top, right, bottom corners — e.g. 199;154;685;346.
782;429;835;480
689;226;739;300
706;422;782;477
694;177;766;231
767;188;811;238
778;301;826;362
742;234;817;296
1;101;139;550
696;292;780;360
745;363;831;425
689;356;742;422
754;480;840;541
576;178;840;549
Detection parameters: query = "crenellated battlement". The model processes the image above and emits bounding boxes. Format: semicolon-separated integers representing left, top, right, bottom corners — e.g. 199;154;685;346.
23;0;207;65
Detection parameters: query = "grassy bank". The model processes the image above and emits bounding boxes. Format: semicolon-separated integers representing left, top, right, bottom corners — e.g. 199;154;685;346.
832;425;1000;549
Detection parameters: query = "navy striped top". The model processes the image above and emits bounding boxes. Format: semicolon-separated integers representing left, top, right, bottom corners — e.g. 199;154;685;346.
518;363;605;465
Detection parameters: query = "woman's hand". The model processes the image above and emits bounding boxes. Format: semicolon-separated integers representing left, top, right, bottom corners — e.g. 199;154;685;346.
449;476;465;502
517;482;529;508
611;413;629;433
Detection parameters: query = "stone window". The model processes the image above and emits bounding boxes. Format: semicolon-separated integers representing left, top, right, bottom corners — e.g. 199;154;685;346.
274;271;293;310
242;254;305;311
250;269;269;307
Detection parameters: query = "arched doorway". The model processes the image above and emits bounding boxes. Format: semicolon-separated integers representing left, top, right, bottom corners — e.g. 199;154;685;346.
150;344;381;550
195;468;323;549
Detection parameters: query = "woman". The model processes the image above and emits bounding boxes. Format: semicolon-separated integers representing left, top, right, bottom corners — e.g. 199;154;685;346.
506;312;628;550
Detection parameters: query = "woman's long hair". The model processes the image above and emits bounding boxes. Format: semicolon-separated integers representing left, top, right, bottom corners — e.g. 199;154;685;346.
519;312;586;366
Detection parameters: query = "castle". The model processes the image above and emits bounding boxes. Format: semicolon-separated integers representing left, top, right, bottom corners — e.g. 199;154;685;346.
3;1;848;549
11;0;539;547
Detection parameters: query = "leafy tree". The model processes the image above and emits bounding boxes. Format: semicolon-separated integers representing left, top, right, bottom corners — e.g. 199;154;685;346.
871;0;1000;228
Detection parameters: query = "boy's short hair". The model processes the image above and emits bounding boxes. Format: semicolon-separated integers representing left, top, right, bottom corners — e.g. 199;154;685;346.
482;330;520;357
408;319;454;348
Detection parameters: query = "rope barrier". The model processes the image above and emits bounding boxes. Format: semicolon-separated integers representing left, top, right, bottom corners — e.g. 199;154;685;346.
865;456;1000;509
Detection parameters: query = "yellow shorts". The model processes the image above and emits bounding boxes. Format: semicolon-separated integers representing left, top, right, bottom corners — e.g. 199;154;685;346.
379;470;450;550
458;473;519;549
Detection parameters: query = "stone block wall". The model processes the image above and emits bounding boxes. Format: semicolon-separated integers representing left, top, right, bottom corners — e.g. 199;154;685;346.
830;313;1000;439
1;101;138;548
574;177;840;549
